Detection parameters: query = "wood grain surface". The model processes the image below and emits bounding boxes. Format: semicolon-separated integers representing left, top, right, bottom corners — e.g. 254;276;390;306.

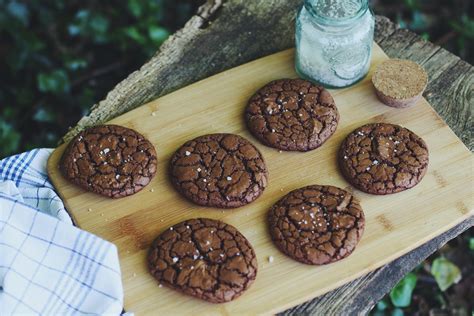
48;44;473;315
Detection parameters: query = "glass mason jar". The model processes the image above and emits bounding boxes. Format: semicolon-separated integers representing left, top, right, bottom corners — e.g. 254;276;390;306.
295;0;375;88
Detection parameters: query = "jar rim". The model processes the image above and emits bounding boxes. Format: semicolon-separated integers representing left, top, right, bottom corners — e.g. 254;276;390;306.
304;0;369;25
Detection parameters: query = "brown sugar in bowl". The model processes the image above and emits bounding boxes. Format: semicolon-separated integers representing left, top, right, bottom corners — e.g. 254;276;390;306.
372;59;428;108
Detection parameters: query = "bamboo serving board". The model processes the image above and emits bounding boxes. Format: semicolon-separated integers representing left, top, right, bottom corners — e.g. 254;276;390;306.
47;44;473;315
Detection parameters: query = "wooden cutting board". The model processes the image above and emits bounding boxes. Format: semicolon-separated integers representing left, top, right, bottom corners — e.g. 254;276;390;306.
47;44;473;315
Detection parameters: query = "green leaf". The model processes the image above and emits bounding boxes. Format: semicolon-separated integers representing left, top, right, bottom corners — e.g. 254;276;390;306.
128;0;143;18
390;272;417;307
469;238;474;251
431;257;462;291
391;308;404;316
89;14;109;34
66;58;88;71
124;26;146;44
6;1;29;26
403;0;419;10
0;118;21;157
148;25;169;44
68;24;81;36
37;70;70;94
45;131;58;143
33;108;56;123
376;299;389;311
450;15;474;39
76;9;89;20
68;10;88;36
409;11;428;31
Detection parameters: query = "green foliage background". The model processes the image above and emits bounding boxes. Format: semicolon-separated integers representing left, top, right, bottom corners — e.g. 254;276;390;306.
0;0;201;158
1;0;473;159
0;0;472;159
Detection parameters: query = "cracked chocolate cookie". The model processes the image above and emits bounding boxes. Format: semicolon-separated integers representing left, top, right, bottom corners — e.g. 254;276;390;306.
338;123;429;195
148;218;258;303
268;185;364;265
169;133;268;208
245;79;339;151
60;124;157;198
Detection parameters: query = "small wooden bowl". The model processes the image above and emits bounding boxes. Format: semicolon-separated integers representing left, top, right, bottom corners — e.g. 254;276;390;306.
372;59;428;108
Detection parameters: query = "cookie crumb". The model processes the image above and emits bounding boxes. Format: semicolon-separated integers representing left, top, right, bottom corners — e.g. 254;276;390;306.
150;188;154;192
88;208;92;212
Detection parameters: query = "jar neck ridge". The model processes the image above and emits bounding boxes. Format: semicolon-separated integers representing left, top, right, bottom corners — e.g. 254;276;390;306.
304;0;369;26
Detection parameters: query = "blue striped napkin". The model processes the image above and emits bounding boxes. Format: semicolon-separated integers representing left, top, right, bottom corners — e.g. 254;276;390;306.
0;149;124;315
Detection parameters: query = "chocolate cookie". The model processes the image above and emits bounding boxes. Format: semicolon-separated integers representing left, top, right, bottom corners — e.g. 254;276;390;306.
245;79;339;151
60;124;157;198
338;123;429;195
268;185;364;265
169;133;268;208
148;218;258;303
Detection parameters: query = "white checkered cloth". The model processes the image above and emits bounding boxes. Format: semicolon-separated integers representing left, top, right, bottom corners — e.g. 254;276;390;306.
0;149;124;315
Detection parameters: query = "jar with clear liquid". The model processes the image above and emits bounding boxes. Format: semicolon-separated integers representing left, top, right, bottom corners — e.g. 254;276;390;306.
295;0;375;88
